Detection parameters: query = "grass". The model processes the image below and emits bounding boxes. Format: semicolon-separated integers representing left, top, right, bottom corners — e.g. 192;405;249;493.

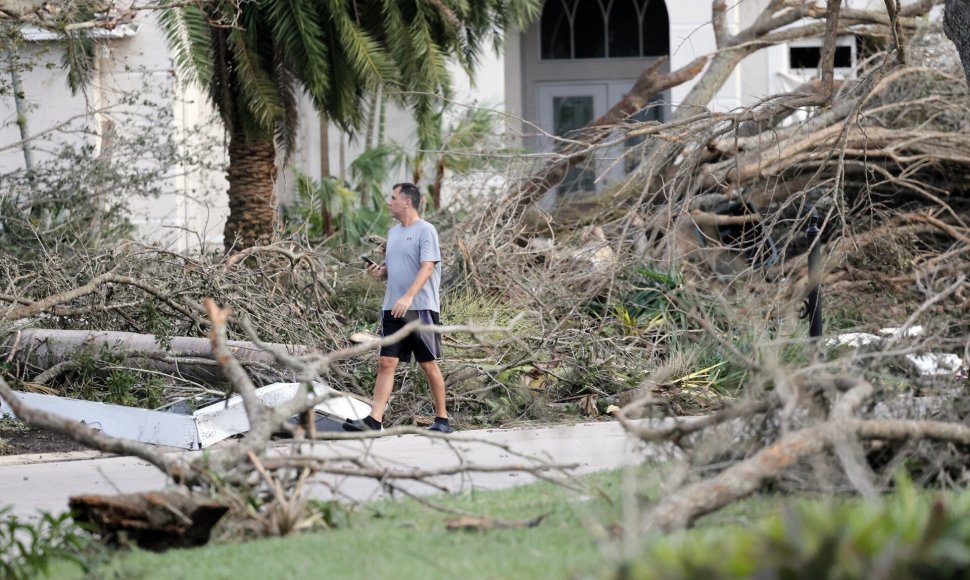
40;466;970;579
72;466;664;579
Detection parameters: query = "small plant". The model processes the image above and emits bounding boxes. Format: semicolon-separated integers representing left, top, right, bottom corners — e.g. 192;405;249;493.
0;416;30;453
305;499;351;529
52;347;170;408
0;505;98;579
0;416;29;434
285;146;397;247
0;417;27;454
592;266;688;339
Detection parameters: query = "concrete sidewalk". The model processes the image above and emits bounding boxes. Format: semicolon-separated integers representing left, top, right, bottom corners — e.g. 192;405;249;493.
0;420;657;518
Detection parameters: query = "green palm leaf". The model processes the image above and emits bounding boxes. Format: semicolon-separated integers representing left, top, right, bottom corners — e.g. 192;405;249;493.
263;0;330;101
227;25;284;134
62;32;94;93
332;11;398;87
157;6;214;88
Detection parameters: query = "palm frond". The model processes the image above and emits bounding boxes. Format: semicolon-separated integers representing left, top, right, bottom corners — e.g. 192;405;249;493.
149;0;542;151
208;24;235;131
274;43;300;162
331;10;398;89
227;24;284;134
62;32;94;94
156;6;214;88
324;41;367;133
263;0;330;101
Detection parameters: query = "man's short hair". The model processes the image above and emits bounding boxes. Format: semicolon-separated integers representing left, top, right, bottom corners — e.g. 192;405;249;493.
393;182;421;209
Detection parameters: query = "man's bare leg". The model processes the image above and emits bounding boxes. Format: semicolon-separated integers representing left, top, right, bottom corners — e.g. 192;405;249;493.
370;355;399;422
419;360;447;419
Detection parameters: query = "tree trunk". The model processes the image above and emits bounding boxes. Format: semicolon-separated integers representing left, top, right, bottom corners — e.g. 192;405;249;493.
945;0;970;86
2;329;310;385
224;129;278;252
432;157;445;210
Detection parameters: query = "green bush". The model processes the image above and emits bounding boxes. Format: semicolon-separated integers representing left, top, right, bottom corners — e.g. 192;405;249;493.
284;147;395;248
592;266;686;337
620;478;970;579
48;347;168;408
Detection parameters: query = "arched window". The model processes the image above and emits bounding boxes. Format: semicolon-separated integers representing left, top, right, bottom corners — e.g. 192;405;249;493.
540;0;669;60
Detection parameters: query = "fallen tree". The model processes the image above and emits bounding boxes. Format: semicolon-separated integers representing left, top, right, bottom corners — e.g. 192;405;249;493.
2;328;310;386
0;299;582;547
2;0;970;554
444;0;970;538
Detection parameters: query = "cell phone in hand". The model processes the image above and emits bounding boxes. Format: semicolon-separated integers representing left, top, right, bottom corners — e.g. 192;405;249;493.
361;255;377;267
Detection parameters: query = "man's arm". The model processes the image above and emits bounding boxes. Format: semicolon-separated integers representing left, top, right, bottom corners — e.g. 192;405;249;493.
390;261;436;318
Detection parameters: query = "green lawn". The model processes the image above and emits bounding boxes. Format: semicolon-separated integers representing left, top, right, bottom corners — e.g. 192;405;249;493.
41;466;970;579
83;467;660;579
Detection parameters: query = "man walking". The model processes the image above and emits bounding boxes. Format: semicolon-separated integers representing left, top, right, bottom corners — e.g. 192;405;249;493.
344;182;453;433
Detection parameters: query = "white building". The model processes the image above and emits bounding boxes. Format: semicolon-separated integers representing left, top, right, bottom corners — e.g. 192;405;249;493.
0;0;885;250
0;17;229;250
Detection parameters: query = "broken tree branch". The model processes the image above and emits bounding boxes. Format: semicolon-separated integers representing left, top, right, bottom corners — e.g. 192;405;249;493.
642;417;970;532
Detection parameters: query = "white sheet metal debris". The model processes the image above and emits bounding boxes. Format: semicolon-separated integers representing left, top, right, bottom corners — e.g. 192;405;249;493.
0;392;200;449
0;383;371;450
192;382;371;447
826;332;882;348
827;326;966;378
905;353;965;377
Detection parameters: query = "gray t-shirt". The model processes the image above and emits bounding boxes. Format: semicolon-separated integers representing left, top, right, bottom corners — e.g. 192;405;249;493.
382;219;441;312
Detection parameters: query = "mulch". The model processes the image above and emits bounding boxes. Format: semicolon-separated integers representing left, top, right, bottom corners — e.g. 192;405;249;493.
0;426;90;456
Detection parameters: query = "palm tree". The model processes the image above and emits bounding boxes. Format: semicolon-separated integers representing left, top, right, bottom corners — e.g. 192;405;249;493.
158;0;539;251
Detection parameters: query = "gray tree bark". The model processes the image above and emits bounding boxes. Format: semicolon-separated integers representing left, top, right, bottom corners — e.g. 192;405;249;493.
945;0;970;86
2;329;309;384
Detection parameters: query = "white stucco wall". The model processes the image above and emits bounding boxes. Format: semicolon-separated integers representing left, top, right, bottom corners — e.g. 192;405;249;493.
666;0;737;110
107;16;228;251
0;0;919;248
0;14;228;252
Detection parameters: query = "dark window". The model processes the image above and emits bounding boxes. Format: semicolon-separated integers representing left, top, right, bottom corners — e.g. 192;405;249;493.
541;0;668;60
789;45;853;69
554;96;597;192
574;0;606;58
541;0;575;59
608;0;640;57
553;95;594;137
641;0;669;56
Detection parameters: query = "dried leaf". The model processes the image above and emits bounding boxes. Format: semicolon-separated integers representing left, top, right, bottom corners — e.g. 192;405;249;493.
444;514;547;531
349;331;380;344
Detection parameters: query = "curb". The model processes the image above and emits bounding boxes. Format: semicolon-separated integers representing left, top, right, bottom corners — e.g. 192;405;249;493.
0;450;106;466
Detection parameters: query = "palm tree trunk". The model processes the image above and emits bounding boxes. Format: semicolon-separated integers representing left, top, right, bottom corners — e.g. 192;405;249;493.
432;158;445;210
224;130;278;252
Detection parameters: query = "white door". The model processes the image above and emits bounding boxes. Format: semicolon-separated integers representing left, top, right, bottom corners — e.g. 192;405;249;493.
536;83;608;205
536;81;663;204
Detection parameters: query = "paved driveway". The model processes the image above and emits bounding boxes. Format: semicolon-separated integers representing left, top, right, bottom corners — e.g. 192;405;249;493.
0;420;657;518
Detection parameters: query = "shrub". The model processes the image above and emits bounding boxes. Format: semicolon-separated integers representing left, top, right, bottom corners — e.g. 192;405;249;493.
620;478;970;579
0;506;99;579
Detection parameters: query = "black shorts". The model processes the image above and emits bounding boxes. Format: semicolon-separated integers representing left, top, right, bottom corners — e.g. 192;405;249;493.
379;310;442;363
